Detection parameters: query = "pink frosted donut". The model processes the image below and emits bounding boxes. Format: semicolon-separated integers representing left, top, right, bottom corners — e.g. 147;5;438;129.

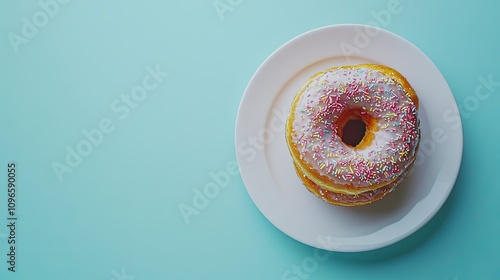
286;64;420;206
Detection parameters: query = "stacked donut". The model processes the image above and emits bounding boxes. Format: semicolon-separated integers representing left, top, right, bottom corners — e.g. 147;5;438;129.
285;64;420;206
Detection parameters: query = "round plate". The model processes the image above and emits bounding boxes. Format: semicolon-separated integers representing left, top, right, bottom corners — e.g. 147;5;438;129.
235;24;463;252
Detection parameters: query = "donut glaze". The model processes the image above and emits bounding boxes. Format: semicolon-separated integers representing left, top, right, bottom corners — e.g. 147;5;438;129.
286;64;420;205
293;162;404;206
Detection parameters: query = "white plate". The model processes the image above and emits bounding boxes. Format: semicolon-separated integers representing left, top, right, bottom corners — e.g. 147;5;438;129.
235;25;463;252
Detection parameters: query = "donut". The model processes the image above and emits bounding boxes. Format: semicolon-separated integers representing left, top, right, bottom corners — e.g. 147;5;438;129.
285;64;420;206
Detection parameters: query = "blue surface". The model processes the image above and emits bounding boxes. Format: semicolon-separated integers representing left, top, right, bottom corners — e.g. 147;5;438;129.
0;0;499;279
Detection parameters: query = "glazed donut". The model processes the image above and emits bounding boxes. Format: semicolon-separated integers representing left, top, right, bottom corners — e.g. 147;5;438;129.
285;64;420;206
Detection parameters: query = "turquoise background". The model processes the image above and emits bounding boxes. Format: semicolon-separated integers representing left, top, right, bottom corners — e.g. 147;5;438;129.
0;0;499;279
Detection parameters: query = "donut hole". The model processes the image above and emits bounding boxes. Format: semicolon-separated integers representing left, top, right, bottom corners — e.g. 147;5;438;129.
341;118;366;147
